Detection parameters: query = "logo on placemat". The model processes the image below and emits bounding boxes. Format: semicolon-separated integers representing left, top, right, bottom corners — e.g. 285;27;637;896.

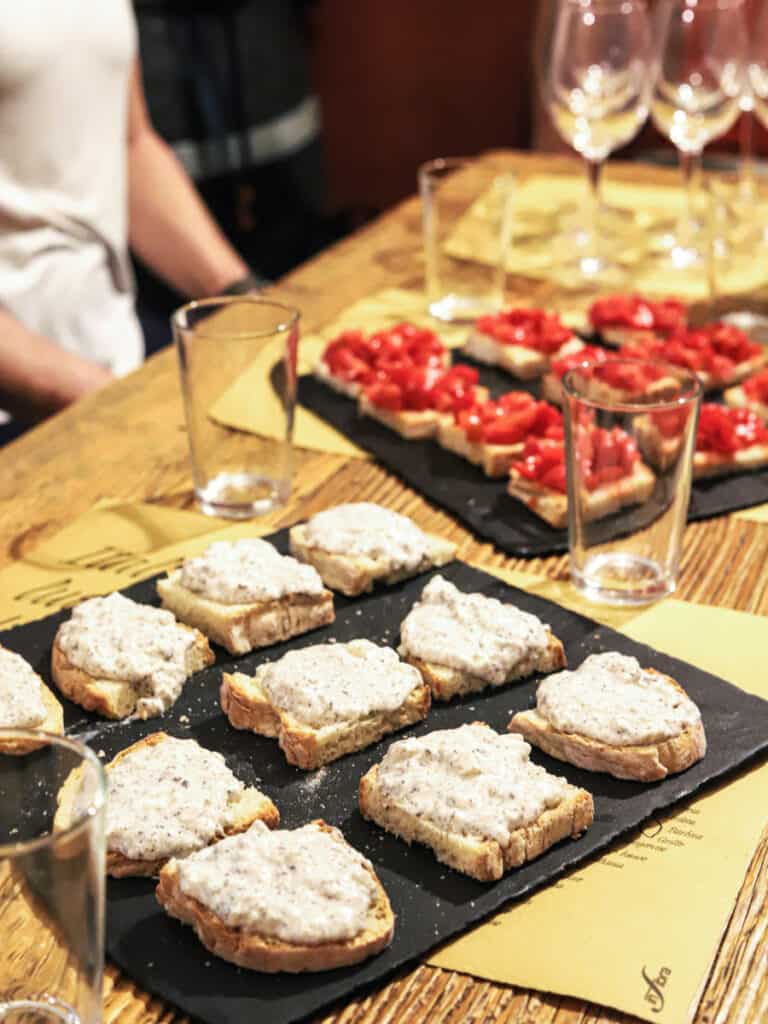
642;965;671;1013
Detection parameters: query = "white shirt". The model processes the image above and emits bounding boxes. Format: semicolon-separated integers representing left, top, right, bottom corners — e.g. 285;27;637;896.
0;0;144;375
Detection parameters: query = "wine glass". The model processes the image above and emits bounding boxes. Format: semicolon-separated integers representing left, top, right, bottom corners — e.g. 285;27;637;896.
650;0;747;270
543;0;651;286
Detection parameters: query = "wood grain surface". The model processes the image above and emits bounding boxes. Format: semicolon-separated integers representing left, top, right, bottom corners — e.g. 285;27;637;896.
2;152;767;1024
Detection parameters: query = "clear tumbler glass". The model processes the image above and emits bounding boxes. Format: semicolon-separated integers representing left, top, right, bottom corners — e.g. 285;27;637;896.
172;297;299;518
0;731;106;1024
562;359;701;604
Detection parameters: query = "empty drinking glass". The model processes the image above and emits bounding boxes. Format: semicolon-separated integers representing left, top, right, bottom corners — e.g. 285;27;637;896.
0;732;106;1023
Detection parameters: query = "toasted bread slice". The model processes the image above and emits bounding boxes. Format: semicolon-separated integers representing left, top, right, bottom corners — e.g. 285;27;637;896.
509;667;706;782
404;633;565;703
51;623;214;720
221;656;430;770
359;725;593;881
693;444;768;479
358;394;442;438
507;460;655;529
313;360;363;398
463;331;548;379
157;572;335;655
436;419;526;477
156;820;395;972
0;683;64;756
104;733;279;877
289;524;456;598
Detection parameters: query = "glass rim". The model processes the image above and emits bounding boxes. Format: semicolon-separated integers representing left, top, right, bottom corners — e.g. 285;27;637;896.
0;730;106;857
418;156;473;181
171;295;300;339
561;357;703;412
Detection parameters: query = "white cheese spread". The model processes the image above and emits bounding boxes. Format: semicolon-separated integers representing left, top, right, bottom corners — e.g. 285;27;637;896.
57;592;197;717
302;503;432;572
105;736;246;861
536;652;701;745
260;639;422;728
376;724;571;845
399;576;549;685
179;539;324;605
0;647;47;728
175;821;378;944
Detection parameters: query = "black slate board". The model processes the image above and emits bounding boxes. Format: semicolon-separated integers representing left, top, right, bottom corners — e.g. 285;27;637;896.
5;531;768;1024
299;365;768;558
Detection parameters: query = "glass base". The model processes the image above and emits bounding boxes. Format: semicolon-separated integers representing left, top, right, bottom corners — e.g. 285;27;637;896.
195;472;290;519
0;998;79;1023
428;293;500;323
571;553;676;606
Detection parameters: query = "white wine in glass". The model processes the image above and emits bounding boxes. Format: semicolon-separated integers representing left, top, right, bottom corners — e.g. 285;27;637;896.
650;0;747;269
544;0;651;285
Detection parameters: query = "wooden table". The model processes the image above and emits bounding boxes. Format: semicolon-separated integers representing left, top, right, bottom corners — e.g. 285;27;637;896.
3;151;767;1024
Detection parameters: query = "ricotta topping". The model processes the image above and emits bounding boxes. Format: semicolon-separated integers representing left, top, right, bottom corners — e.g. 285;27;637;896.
57;592;196;717
261;639;422;728
105;737;245;861
376;724;571;845
179;539;324;604
302;503;432;572
175;821;378;944
536;652;701;745
399;576;550;685
0;648;47;728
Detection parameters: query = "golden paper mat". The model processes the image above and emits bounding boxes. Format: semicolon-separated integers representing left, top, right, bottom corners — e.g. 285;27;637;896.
208;288;468;459
446;173;768;302
0;500;766;1024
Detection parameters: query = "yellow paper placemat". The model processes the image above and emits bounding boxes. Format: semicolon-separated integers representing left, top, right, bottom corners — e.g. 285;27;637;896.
446;173;768;301
0;502;765;1024
208;288;468;458
734;502;768;523
430;597;768;1023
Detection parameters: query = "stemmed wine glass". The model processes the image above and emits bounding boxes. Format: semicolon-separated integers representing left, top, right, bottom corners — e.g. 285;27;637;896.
543;0;651;286
650;0;748;270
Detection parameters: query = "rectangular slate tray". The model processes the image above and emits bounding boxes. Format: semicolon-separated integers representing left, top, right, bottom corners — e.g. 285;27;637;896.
5;529;768;1024
299;362;768;557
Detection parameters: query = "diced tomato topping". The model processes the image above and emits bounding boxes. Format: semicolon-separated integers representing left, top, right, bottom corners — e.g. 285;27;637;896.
362;362;481;414
650;407;690;439
475;308;573;354
589;294;686;334
321;322;447;385
456;392;563;445
743;368;768;404
696;404;768;454
595;360;666;394
626;323;761;385
550;345;610;379
509;425;638;493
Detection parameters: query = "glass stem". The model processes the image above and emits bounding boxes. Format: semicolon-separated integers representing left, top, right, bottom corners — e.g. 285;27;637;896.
585;157;603;260
739;108;756;201
679;150;702;252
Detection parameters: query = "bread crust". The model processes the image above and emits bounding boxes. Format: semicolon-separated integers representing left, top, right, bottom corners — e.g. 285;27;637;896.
103;732;280;877
358;395;442;438
0;664;64;756
509;669;707;781
462;331;547;379
288;523;456;597
436;419;548;478
402;628;566;702
359;759;593;882
50;624;214;720
693;444;768;479
313;360;363;399
157;573;335;655
724;383;768;421
155;820;395;972
507;460;655;529
221;666;431;769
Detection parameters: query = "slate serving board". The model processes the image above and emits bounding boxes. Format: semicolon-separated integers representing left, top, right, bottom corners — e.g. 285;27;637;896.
299;361;768;558
4;530;768;1024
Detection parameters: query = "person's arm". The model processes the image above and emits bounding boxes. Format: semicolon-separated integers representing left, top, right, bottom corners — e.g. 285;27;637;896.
126;60;250;298
0;309;112;422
